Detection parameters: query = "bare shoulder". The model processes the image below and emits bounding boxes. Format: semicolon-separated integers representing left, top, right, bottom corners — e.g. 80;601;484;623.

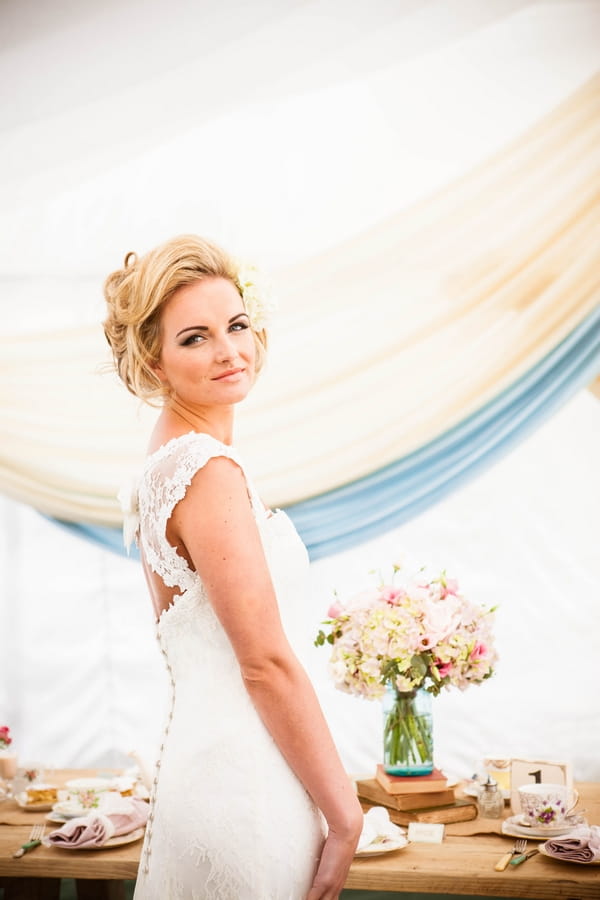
172;454;270;606
186;452;247;501
171;452;254;536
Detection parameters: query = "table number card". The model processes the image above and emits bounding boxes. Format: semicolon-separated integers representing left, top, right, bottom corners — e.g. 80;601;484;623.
510;758;572;815
407;822;445;843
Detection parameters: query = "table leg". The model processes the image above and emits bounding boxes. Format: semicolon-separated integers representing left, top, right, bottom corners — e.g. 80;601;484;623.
0;877;61;900
75;880;127;900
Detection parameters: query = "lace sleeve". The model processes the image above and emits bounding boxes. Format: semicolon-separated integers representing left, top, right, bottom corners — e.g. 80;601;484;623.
137;433;261;594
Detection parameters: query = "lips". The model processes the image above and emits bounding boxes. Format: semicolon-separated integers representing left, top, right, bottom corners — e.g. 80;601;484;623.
212;368;244;381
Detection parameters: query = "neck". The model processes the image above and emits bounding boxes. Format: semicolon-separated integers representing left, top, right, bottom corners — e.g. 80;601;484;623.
166;396;235;445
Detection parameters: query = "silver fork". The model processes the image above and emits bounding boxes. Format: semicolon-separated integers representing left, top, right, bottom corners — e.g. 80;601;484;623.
13;823;45;858
494;837;527;871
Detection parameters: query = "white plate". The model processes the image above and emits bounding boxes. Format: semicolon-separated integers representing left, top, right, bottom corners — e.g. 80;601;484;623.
64;777;113;792
43;827;145;850
355;837;408;857
502;814;586;840
15;792;55;812
515;813;587;835
52;801;96;819
462;784;510;801
539;841;600;865
46;812;70;824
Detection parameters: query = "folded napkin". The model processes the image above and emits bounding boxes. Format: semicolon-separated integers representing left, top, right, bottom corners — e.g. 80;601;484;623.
356;806;406;852
47;797;149;849
544;825;600;863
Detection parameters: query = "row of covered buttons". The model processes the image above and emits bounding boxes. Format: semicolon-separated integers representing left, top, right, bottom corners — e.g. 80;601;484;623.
141;631;176;875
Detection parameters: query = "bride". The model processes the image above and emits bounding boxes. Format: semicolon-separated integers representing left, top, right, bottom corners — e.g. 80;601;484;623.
103;234;363;899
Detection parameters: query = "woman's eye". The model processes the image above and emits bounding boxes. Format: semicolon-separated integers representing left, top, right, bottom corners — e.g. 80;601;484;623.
181;333;205;346
230;321;249;332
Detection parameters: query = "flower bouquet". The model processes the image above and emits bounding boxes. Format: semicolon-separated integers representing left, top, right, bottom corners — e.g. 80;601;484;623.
0;725;17;781
315;565;497;774
0;726;12;751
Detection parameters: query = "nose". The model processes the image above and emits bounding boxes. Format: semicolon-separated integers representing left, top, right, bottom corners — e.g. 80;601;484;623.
214;332;237;363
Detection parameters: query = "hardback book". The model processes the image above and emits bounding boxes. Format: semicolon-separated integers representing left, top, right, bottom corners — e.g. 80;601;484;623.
375;764;448;795
360;797;478;826
356;777;456;811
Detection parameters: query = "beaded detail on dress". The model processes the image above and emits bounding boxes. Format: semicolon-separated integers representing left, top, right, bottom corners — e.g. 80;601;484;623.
132;433;325;899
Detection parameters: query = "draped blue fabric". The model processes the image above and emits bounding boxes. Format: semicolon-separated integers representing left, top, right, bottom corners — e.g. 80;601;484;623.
53;305;600;561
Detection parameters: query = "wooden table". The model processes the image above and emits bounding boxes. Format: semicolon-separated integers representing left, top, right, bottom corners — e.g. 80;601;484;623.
0;770;139;900
348;781;600;899
1;773;599;899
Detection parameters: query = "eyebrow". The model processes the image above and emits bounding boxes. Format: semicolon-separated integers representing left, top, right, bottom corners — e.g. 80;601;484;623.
176;312;249;338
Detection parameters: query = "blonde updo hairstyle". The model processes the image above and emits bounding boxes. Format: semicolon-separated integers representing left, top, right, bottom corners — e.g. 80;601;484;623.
103;234;268;403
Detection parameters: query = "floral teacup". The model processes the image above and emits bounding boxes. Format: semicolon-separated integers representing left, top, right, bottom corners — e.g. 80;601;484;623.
64;777;112;811
518;782;579;830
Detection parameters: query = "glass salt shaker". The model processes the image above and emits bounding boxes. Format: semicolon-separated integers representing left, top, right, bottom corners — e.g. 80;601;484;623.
478;776;504;818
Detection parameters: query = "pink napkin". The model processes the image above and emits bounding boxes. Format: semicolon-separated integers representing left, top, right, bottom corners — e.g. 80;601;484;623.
47;798;149;849
544;825;600;863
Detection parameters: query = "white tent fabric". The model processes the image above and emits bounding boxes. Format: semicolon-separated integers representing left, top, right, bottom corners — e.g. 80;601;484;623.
1;390;598;780
1;2;600;524
1;0;599;793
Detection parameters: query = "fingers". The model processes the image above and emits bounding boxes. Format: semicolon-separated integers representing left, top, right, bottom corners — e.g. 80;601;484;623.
305;831;358;899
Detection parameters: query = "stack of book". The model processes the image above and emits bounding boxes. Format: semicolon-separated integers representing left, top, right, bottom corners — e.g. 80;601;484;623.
355;765;478;825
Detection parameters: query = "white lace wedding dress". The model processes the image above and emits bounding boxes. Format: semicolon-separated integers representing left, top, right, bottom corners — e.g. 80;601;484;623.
132;432;326;900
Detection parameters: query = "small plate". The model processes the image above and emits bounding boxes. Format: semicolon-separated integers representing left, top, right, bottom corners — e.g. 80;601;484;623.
539;841;600;865
355;837;408;857
64;777;112;792
516;813;585;834
43;827;145;850
15;792;55;812
51;801;94;819
443;774;459;790
46;812;70;824
502;814;586;840
462;784;510;801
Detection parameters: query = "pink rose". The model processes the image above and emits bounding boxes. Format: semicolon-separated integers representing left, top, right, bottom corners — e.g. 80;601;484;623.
422;596;462;644
442;577;459;597
470;642;488;660
327;601;343;618
380;586;405;605
435;660;453;678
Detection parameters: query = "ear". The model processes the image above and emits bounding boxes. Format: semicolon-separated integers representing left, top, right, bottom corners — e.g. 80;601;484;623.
150;359;167;384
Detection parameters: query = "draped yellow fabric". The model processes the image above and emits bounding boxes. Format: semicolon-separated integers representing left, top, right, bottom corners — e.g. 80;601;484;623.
1;75;598;524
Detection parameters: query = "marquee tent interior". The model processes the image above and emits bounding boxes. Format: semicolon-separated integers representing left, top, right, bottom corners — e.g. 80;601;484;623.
1;0;599;830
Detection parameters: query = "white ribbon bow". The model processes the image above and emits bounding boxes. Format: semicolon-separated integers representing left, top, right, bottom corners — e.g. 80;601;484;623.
117;478;140;554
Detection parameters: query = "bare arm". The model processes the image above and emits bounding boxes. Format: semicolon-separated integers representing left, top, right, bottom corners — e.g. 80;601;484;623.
170;457;363;898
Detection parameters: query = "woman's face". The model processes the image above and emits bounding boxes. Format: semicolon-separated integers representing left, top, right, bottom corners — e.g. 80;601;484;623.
153;276;256;407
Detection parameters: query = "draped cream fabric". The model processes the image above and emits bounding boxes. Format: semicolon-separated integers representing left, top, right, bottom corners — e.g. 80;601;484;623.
0;1;598;525
1;73;599;524
1;0;600;791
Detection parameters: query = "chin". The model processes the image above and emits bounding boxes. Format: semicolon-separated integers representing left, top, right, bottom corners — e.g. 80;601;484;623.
215;382;252;403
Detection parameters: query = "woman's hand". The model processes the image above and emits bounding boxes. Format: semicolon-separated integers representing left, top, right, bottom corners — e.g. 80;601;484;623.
306;806;363;900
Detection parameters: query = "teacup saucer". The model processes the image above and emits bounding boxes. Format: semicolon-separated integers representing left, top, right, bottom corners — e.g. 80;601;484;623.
518;813;585;834
503;814;586;840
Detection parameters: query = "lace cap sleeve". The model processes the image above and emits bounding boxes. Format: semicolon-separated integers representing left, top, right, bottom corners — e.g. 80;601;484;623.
137;432;260;591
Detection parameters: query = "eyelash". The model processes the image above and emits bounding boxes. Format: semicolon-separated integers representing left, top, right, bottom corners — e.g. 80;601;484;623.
181;321;249;346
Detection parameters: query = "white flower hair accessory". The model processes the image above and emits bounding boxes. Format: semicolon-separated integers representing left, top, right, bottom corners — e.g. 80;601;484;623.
235;262;277;330
117;476;140;554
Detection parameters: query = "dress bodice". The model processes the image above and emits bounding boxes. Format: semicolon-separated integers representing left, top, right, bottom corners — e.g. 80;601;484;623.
137;431;311;681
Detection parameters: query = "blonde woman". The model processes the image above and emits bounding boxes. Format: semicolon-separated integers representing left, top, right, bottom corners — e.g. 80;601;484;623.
103;235;362;899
